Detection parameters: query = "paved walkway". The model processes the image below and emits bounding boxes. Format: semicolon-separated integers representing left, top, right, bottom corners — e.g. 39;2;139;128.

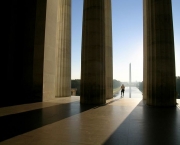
0;95;180;145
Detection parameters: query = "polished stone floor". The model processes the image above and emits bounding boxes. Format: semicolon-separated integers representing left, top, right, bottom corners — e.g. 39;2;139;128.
0;94;180;145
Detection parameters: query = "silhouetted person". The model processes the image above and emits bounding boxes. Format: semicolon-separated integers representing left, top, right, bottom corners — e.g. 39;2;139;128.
121;84;125;97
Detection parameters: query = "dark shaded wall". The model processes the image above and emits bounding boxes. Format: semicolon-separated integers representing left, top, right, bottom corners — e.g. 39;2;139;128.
2;0;47;107
176;77;180;98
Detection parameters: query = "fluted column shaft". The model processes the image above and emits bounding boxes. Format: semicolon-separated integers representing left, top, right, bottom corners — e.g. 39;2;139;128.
105;0;113;99
81;0;112;105
55;0;71;97
144;0;176;106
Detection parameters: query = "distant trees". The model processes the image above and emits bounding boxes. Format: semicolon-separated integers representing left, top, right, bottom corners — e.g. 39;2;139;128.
71;79;121;96
176;76;180;98
138;81;143;92
71;77;180;98
71;77;180;97
113;79;121;89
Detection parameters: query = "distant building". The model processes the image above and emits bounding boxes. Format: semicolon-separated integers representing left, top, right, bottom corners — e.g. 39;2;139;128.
71;88;77;96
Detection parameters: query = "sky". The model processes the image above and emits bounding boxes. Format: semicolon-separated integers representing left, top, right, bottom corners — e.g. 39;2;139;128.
71;0;180;82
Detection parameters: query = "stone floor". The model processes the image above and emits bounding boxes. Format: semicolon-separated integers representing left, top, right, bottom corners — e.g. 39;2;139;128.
0;96;180;145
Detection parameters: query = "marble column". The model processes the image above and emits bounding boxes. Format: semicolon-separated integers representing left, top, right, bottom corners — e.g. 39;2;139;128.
144;0;176;106
105;0;113;99
81;0;112;105
43;0;59;101
55;0;71;97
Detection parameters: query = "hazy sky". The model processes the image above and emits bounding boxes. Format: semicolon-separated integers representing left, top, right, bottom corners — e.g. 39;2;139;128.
71;0;180;82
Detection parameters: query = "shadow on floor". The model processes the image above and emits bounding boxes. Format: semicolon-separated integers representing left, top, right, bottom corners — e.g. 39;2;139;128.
0;101;96;142
103;100;180;145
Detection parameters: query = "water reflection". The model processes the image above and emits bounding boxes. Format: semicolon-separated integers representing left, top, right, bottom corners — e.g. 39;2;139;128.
114;87;142;99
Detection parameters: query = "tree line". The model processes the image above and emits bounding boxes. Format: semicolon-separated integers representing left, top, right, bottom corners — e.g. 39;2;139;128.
71;79;121;96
